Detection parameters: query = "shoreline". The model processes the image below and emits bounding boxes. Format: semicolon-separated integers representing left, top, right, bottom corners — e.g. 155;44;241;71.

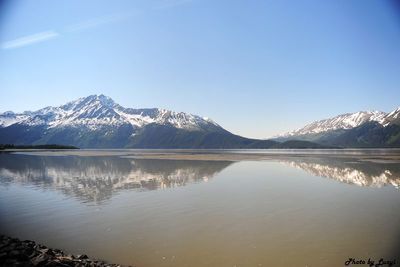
6;148;400;163
0;235;129;267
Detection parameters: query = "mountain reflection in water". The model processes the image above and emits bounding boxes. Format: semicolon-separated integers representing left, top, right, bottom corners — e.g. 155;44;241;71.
280;157;400;188
1;151;399;267
0;154;232;203
0;153;399;205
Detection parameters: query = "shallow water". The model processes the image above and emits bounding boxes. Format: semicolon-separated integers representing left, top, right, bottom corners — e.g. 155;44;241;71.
0;150;399;266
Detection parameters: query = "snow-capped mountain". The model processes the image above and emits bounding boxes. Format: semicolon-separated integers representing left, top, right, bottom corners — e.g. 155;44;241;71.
0;94;278;148
279;108;400;138
275;107;400;148
0;94;220;131
2;95;398;148
381;107;400;126
0;111;30;128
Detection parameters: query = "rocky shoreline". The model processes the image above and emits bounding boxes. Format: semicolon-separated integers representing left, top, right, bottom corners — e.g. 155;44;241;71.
0;235;129;267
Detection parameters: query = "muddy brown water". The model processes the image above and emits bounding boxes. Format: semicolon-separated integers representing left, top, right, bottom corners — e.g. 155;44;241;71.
0;149;399;266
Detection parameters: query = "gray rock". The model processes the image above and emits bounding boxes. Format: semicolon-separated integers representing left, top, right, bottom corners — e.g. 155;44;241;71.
59;258;75;267
31;253;50;266
77;254;89;260
43;261;70;267
40;248;55;256
53;249;63;255
0;235;131;267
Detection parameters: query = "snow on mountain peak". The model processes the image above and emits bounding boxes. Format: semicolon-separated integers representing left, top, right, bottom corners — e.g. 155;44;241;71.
0;112;30;127
279;110;389;137
0;94;220;131
381;106;400;126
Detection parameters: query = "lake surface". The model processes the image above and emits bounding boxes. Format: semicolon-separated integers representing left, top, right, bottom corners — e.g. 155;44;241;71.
0;149;399;266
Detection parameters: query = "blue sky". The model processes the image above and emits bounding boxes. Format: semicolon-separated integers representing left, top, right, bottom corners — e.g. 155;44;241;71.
0;0;399;138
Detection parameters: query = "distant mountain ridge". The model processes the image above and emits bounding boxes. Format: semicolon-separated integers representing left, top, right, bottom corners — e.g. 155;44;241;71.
0;94;284;149
0;94;221;131
1;95;398;148
276;107;400;147
279;111;387;137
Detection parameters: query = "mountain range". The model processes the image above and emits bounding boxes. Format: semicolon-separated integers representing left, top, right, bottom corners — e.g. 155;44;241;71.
276;107;400;147
0;94;280;148
0;94;399;148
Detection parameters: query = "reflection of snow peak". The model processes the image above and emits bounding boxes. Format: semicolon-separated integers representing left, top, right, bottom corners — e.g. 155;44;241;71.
0;157;231;203
45;166;209;188
283;161;400;188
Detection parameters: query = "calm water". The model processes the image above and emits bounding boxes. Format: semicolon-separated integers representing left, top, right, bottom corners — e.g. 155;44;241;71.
0;150;399;267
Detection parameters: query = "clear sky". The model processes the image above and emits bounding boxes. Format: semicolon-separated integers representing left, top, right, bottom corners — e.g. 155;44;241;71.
0;0;399;138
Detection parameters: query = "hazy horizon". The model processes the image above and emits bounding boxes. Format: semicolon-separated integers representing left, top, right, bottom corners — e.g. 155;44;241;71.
1;0;400;138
